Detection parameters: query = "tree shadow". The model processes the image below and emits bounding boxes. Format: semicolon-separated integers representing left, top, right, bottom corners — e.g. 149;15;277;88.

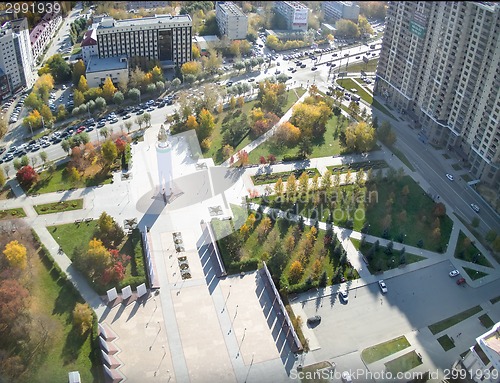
61;326;88;365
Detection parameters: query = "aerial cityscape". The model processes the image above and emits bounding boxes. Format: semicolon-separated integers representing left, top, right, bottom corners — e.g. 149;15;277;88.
0;1;498;383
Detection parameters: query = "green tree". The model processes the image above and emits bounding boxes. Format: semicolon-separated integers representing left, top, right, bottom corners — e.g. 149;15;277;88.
72;59;86;84
113;91;124;105
23;92;42;111
0;167;5;187
95;97;106;110
143;112;151;128
101;140;118;165
335;19;360;38
127;88;141;101
73;89;85;107
96;211;124;248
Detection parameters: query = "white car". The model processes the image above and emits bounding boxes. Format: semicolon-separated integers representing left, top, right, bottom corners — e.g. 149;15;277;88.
446;173;454;181
339;291;349;303
378;280;388;293
449;270;460;277
470;204;480;213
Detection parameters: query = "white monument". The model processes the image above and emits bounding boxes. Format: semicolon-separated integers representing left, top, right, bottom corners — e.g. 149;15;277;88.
156;124;174;197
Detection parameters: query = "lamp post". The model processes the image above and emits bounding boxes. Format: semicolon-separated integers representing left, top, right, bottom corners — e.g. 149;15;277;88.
236;327;247;358
221;284;231;313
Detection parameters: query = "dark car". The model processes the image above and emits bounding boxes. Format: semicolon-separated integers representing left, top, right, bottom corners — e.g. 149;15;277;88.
456;278;466;285
307;315;321;325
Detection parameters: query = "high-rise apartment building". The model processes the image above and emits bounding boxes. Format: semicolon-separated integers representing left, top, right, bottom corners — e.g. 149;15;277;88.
216;1;248;40
321;1;360;22
273;1;309;31
95;14;192;68
0;18;34;94
375;2;499;188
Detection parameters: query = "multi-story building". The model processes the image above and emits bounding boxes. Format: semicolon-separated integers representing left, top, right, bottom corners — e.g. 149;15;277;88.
0;18;34;93
81;28;97;66
215;1;248;40
85;56;128;88
127;1;169;11
457;321;500;383
30;11;63;63
321;1;360;22
95;14;192;68
273;1;309;31
375;2;500;188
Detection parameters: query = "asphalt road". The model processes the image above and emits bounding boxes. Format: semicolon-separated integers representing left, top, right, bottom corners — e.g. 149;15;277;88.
301;260;500;363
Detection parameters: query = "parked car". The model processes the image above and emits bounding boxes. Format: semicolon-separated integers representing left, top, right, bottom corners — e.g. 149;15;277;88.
378;280;388;293
449;270;460;277
456;277;466;285
446;173;454;181
339;291;349;303
307;315;321;325
470;204;480;213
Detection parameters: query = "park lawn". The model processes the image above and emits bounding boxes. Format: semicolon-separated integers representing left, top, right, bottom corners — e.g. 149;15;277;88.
361;336;411;364
22;245;100;383
251;168;320;186
351;238;426;273
478;313;494;329
34;199;84;215
48;220;99;258
463;267;488;280
71;43;82;55
491;296;500;305
428;305;482;335
345;58;378;73
363;175;453;252
0;207;26;220
248;113;346;164
206;88;306;164
28;163;113;194
454;231;492;268
384;351;422;375
437;335;455;352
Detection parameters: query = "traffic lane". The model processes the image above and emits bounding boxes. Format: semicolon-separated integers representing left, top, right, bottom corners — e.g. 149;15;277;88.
302;260;500;360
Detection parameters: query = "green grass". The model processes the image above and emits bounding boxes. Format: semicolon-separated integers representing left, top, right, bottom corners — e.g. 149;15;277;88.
34;199;84;215
327;159;388;174
451;163;462;171
205;88;306;164
0;207;26;220
248;113;347;164
454;231;492;268
344;58;378;73
71;42;81;55
351;238;426;273
390;147;415;171
491;296;500;305
22;241;100;383
301;361;333;383
251;168;320;185
428;306;482;335
385;351;422;375
48;220;99;258
463;267;488;280
478;313;494;329
28;163;113;194
336;78;397;120
437;335;455;351
361;336;411;364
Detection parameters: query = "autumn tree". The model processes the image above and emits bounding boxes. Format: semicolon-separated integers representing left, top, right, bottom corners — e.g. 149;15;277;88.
73;89;85;107
16;165;38;189
286;174;297;200
197;108;215;141
289;260;304;284
274;121;301;147
274;178;284;198
73;303;93;335
72;59;86;84
0;167;5;187
77;75;89;93
79;238;111;279
433;202;446;217
101;140;118;166
3;240;27;269
151;65;163;83
298;171;309;196
344;121;376;152
96;211;124;248
186;115;198;130
181;61;202;76
290;101;332;140
256;217;272;243
102;77;117;102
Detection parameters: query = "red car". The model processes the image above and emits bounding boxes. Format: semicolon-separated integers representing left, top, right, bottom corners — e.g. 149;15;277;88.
76;126;85;134
456;278;466;285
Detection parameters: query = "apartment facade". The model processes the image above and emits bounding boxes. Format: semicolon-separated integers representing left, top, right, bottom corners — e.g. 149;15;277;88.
321;1;360;22
81;28;98;66
215;1;248;40
95;14;192;68
0;18;35;94
30;11;63;63
273;1;309;31
375;2;500;188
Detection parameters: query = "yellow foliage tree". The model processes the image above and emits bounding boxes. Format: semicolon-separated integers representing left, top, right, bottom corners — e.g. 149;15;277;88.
229;96;236;110
181;61;201;76
3;240;27;269
73;303;93;335
192;44;201;59
73;89;85;107
102;77;117;102
312;259;322;280
151;65;163;83
237;96;245;108
186;115;199;130
288;260;304;284
78;75;89;93
274;178;284;197
86;238;111;277
298;171;309;196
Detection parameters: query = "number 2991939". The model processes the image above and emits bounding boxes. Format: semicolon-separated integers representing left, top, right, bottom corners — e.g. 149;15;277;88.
5;2;61;15
443;368;498;381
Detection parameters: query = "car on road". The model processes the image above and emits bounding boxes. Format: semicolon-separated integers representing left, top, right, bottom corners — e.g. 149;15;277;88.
41;141;51;148
378;280;388;293
110;118;119;124
341;371;353;383
339;291;349;303
311;66;318;71
456;277;466;285
122;113;131;120
248;78;255;82
307;315;321;325
470;203;480;213
446;173;454;181
449;270;460;277
3;153;14;162
96;121;106;128
136;109;144;115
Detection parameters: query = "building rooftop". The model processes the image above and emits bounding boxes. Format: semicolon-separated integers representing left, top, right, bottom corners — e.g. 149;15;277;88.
97;13;191;30
81;28;97;47
218;2;246;17
29;12;60;45
86;56;128;73
278;1;308;10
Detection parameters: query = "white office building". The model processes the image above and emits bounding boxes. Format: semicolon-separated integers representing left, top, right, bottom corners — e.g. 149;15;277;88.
0;18;35;93
85;56;128;88
273;1;309;31
321;1;360;22
95;14;192;68
216;1;248;40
